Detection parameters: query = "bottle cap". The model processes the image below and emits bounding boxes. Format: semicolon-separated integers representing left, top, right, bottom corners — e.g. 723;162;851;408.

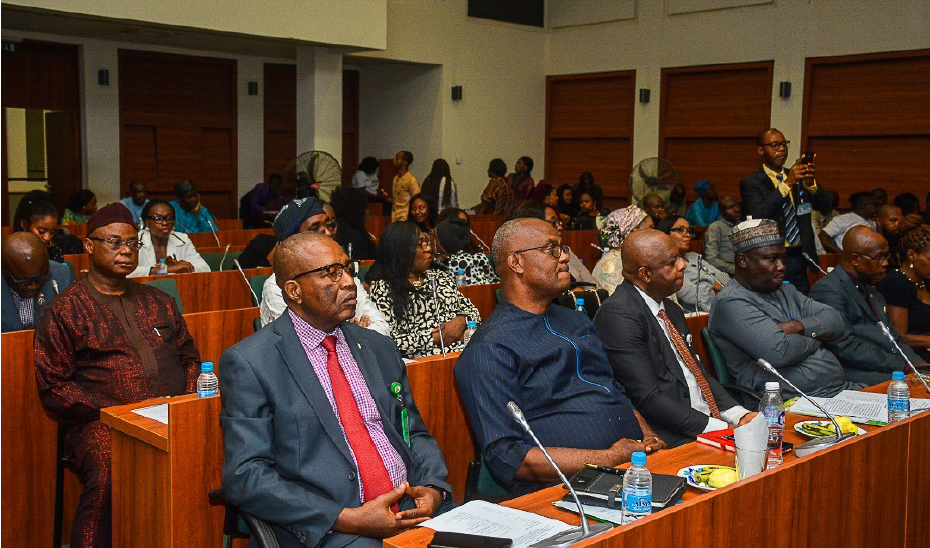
159;257;167;263
892;371;905;381
467;320;477;328
201;362;214;372
765;381;780;391
631;452;647;467
458;268;465;274
576;298;585;305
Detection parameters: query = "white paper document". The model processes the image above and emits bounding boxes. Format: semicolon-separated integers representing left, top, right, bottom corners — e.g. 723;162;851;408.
131;404;169;425
552;500;624;526
419;500;573;548
788;390;930;424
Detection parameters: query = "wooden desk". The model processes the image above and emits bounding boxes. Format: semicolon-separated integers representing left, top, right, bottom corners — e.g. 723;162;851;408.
183;307;259;366
563;230;602;270
459;283;499;320
188;229;272;249
684;314;711;373
132;268;273;313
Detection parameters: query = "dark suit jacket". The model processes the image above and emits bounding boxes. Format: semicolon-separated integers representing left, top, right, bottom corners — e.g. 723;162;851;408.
810;266;921;384
594;282;739;448
1;260;71;332
219;313;451;548
740;167;832;262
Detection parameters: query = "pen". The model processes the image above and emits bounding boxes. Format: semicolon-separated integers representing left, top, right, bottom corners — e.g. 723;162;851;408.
584;463;625;476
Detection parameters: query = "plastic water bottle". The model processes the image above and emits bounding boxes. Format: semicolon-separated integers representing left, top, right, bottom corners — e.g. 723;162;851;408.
463;320;477;344
759;381;786;468
574;298;587;316
197;362;219;397
155;257;168;276
888;371;910;423
455;268;467;287
621;451;652;524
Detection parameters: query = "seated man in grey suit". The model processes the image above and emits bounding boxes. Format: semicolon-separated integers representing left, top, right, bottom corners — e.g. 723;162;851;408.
709;219;862;398
594;230;755;448
220;232;452;548
1;232;71;332
810;226;925;385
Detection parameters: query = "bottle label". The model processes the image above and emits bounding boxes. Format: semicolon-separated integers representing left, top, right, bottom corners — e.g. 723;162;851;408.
888;397;909;413
197;389;218;398
762;406;785;426
622;490;651;514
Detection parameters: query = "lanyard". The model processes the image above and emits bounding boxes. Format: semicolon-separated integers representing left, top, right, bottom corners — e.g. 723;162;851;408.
390;381;411;447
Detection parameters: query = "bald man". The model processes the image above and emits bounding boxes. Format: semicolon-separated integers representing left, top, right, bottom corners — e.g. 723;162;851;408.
220;232;451;548
810;226;925;385
2;232;71;332
594;230;754;448
455;218;663;497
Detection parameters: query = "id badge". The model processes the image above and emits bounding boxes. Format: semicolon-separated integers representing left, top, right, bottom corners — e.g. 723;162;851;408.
797;203;812;216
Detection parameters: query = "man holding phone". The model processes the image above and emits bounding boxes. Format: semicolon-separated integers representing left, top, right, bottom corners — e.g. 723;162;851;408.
740;128;832;293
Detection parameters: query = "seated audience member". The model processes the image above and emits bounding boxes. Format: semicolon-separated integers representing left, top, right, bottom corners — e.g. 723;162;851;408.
877;204;904;268
878;214;930;361
119;180;149;225
665;183;687;217
819;191;878;253
704;196;741;275
352;156;387;200
408;193;436;233
34;203;201;548
555;184;579;226
170;179;217;233
592;205;654;294
543;185;560;210
455;218;664;496
260;196;388;335
510;156;538;204
369;222;481;358
435;213;498;285
220;232;452;548
130;199;211;277
478;158;513;215
658;216;730;313
709;219;861;397
685;179;721;227
62;189;98;225
331;186;378;261
569;190;609;231
420;158;459;211
574;172;604;207
641;193;668;226
509;201;599;287
391;150;419;222
813;190;841;255
872;187;888;206
14;191;67;262
242;174;287;228
595;230;754;448
1;233;71;332
810;226;923;385
894;191;921;217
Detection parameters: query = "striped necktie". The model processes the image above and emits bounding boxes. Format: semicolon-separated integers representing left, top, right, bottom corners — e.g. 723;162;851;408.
778;173;800;246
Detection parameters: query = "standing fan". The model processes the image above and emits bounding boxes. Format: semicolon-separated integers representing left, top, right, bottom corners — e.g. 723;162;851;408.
284;151;342;202
628;157;678;206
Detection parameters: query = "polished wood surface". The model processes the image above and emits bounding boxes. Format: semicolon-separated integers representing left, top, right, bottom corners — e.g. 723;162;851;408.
564;229;602;270
131;268;273;313
684;314;710;370
263;63;297;181
459;283;499;320
183;307;260;366
188;228;273;248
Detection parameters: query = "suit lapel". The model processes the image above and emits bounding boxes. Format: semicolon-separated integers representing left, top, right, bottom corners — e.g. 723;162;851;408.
628;284;689;390
835;267;877;321
1;279;24;331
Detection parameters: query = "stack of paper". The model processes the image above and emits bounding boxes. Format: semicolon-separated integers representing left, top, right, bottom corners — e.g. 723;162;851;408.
419;500;573;548
788;390;930;425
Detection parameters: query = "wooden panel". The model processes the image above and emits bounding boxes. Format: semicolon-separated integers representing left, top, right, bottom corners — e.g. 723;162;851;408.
907;406;930;545
121;125;158;186
563;229;602;268
263;130;297;180
110;429;171;548
364;214;392;241
459;283;499;320
201;129;236;192
133;268;272;313
342;69;360;187
263;63;297;182
548;138;632;200
155;126;203;191
662;137;761;201
187;228;274;248
183;307;259;367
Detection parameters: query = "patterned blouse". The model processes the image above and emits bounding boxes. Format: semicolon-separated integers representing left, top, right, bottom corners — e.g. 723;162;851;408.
369;269;482;358
441;251;499;286
480;177;513;216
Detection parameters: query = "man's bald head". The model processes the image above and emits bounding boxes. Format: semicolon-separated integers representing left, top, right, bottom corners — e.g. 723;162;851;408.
621;229;686;300
843;225;886;257
492;217;569;309
273;232;337;287
2;232;51;298
841;225;889;285
492;218;550;275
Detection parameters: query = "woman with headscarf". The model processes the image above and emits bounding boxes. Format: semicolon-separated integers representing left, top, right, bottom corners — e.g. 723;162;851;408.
591;205;654;294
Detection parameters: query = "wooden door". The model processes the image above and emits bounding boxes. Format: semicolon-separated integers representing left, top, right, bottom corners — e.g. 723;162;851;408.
263;63;297;183
342;69;360;186
44;111;78;215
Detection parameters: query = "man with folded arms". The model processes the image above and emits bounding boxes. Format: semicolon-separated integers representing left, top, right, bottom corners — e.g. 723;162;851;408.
708;219;861;398
595;230;755;448
1;232;71;332
34;203;201;548
810;226;925;385
455;218;664;497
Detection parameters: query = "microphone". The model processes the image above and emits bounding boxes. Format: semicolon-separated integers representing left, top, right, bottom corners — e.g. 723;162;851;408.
347;242;353;261
877;321;930;394
207;218;222;247
234;260;260;306
470;230;491;253
696;255;705;311
802;252;827;276
429;277;446;357
506;401;611;546
756;359;855;456
589;242;606;254
219;243;231;271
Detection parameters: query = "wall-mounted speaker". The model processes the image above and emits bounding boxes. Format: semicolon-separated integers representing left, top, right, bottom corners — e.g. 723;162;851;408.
451;85;463;101
98;69;110;86
779;81;792;98
639;88;651;104
247;82;259;96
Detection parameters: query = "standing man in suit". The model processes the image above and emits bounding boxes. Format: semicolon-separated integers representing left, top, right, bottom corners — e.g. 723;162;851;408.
220;232;451;548
809;226;925;385
1;232;71;332
595;230;754;448
740;128;832;293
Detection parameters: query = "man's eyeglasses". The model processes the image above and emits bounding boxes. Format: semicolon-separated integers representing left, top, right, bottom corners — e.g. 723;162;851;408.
858;252;890;264
670;226;696;238
512;243;569;259
146;215;175;224
88;237;144;251
309;220;338;234
293;260;356;283
6;271;51;287
762;140;790;150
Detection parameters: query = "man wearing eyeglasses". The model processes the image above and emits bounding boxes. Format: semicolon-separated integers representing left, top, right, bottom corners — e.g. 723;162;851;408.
220;232;452;548
1;232;71;332
810;226;925;385
33;202;202;548
740;128;833;293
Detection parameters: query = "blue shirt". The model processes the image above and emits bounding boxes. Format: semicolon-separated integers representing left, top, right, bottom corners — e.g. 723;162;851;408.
120;197;148;225
170;200;216;233
685;200;720;227
454;301;643;496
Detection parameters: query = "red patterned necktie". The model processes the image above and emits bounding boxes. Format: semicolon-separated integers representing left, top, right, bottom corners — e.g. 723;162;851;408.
657;309;721;419
320;335;397;509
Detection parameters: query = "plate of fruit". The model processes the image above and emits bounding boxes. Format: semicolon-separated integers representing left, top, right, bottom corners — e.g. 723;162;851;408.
677;464;737;491
794;417;864;438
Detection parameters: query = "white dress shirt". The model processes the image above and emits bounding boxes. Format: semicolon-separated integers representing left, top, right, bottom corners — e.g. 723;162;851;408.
633;285;749;432
259;273;391;337
129;229;212;278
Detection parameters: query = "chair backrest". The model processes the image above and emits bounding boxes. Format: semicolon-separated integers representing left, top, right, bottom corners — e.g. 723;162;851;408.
142;277;184;314
248;275;269;307
201;251;243;272
253;317;262;333
494;288;504;304
701;327;731;384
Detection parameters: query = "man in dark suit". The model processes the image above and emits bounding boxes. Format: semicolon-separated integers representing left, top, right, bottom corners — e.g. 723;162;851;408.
740;128;832;293
220;232;451;548
810;226;925;385
594;230;755;448
1;232;71;332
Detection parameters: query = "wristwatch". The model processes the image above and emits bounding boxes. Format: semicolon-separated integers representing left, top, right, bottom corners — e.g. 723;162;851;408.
425;484;450;504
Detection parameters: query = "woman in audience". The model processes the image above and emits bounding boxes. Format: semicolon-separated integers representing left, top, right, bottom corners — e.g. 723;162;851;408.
434;211;498;285
408;193;437;233
420;158;459;211
369;222;481;358
556;184;579;225
543;185;560;210
130;199;210;277
878;214;930;360
569;190;609;231
61;189;97;225
591;205;654;294
657;215;730;313
509;156;537;203
331;186;378;261
509;201;599;287
894;192;921;217
13;191;67;262
478;158;513;215
351;156;382;199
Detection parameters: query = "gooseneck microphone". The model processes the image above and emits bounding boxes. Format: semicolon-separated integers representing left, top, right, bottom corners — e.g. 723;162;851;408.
801;252;827;276
430;277;446;357
877;322;930;394
207;218;222;247
470;230;491;253
507;402;611;547
756;359;855;456
234;259;260;306
219;243;231;271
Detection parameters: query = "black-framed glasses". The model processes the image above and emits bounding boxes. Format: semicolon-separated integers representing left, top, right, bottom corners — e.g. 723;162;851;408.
858;252;890;264
293;260;356;283
670;226;696;238
5;270;51;287
512;243;569;259
87;237;144;250
146;214;175;224
762;140;790;150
